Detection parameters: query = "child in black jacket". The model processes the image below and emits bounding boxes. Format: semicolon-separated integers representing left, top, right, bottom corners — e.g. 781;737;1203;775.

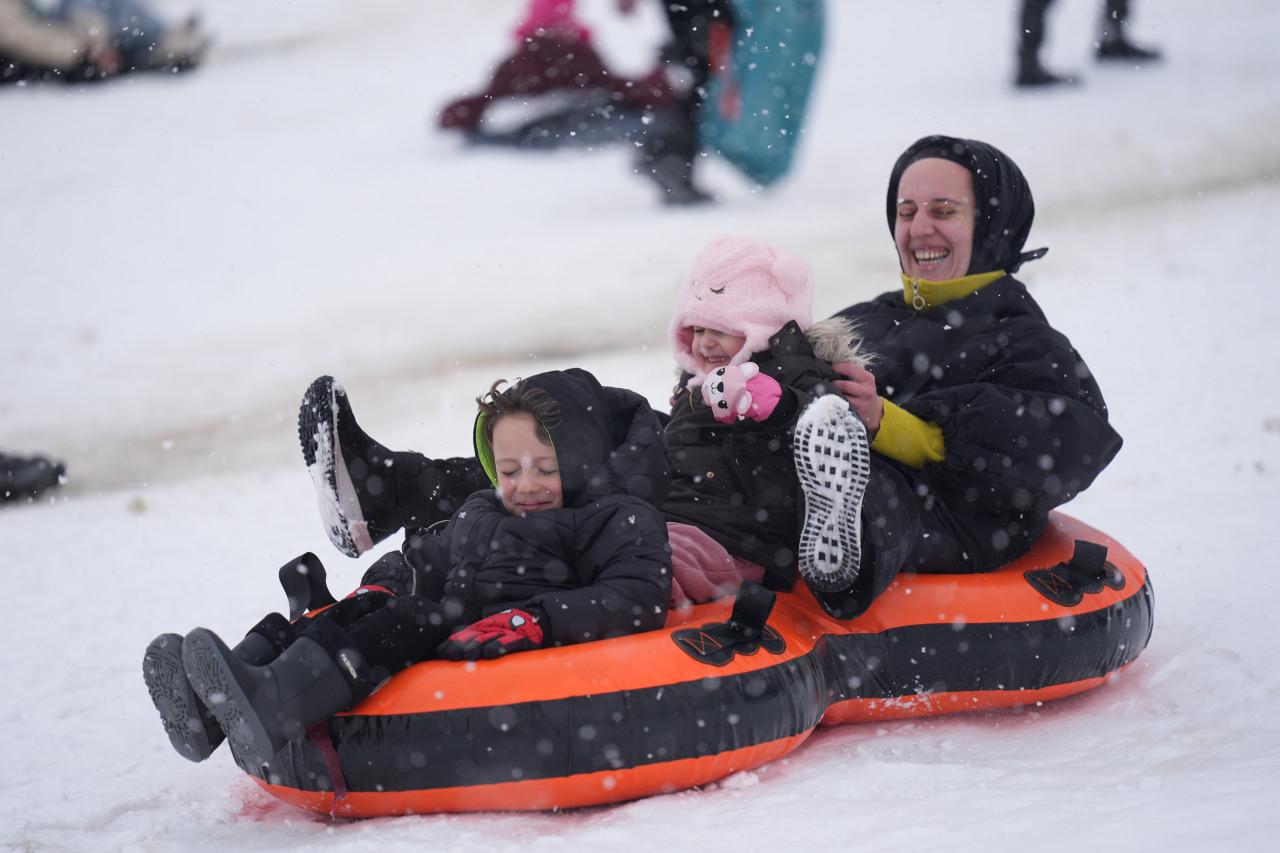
145;369;671;771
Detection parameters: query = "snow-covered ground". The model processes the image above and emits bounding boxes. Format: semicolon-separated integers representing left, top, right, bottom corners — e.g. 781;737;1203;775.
3;1;1279;850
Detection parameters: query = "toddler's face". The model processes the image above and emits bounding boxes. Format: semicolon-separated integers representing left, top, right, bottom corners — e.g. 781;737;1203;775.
691;326;747;373
491;413;564;516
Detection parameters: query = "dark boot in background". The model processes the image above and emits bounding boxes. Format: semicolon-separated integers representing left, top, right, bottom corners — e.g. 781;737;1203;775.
1096;39;1161;61
1016;62;1078;87
1097;0;1162;63
0;452;65;502
635;105;713;206
1014;0;1079;88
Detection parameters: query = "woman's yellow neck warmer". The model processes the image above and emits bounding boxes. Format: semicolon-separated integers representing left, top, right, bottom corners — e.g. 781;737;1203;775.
899;270;1005;311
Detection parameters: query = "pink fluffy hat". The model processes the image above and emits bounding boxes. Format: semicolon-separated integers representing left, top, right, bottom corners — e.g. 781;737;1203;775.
669;235;814;383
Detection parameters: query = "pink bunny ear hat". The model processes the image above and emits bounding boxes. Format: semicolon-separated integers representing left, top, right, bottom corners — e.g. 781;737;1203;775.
669;235;814;384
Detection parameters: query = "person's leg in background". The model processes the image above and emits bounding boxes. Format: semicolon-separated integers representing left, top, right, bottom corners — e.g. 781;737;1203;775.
1097;0;1162;62
1015;0;1077;87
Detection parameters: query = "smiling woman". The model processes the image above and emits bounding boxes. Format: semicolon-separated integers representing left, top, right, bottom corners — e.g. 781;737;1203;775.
885;135;1046;284
893;158;975;283
805;134;1120;619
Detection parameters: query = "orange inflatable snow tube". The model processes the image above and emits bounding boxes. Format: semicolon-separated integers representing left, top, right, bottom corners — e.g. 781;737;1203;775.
251;512;1152;816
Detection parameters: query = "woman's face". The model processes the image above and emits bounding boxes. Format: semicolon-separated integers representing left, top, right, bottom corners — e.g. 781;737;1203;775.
894;158;976;281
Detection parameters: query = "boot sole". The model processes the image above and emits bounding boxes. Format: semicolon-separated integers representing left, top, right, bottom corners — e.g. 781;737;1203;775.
142;633;223;762
298;376;371;557
794;395;870;592
182;628;278;772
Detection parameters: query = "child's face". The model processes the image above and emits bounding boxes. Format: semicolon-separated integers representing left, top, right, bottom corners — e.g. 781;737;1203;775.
691;326;747;372
491;413;564;516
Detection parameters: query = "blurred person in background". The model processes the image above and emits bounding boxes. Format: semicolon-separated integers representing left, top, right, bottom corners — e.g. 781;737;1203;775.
0;0;207;83
437;0;706;202
437;0;672;137
437;0;823;206
0;450;65;501
1016;0;1161;88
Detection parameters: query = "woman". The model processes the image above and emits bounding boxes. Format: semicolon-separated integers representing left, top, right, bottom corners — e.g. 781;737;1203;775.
299;134;1121;619
794;135;1122;617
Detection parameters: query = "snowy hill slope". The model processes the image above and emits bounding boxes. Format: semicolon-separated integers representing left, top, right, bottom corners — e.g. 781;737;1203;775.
5;0;1278;492
2;1;1279;850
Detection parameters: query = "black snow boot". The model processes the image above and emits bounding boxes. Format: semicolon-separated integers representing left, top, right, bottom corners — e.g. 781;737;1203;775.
142;613;294;762
0;452;65;501
298;375;401;557
181;617;371;771
298;376;490;557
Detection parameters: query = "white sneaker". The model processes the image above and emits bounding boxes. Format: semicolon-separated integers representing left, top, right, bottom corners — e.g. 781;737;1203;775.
793;395;870;592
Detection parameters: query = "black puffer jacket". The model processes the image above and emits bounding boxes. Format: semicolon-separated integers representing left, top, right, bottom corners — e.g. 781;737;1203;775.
835;276;1122;569
661;322;837;589
397;369;673;646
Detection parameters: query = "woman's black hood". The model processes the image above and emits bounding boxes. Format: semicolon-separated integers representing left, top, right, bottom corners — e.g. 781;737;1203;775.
885;135;1046;275
473;368;671;508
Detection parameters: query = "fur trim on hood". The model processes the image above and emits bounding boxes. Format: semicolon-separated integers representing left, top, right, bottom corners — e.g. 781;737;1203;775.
805;316;871;370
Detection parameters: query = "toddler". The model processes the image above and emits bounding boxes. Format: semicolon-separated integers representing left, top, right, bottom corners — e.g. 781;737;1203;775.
661;235;868;603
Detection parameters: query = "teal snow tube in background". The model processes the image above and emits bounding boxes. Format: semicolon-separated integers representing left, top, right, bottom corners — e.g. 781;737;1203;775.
701;0;826;186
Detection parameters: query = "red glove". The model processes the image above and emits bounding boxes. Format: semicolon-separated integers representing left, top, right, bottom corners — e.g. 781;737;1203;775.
439;608;545;661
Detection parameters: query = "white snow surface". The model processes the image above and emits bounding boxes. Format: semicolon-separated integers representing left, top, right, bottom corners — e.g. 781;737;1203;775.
4;0;1280;850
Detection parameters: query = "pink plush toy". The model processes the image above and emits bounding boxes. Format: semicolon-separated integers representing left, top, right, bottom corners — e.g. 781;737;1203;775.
701;363;783;423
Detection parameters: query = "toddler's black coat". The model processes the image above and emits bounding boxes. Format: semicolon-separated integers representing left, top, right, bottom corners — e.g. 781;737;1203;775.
660;321;838;590
387;369;673;647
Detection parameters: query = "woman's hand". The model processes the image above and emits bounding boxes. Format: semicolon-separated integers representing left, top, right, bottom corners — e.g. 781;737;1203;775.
832;362;884;436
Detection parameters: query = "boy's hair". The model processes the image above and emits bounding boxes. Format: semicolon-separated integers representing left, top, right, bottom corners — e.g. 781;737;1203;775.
477;378;561;447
